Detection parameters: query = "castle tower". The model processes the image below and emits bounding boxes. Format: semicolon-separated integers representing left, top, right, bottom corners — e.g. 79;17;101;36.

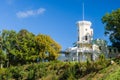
77;21;93;44
76;3;93;62
77;3;93;44
65;3;94;62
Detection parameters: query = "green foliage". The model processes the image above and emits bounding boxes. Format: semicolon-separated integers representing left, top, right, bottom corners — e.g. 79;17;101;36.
0;29;61;66
104;67;120;80
9;66;27;79
17;29;38;63
28;69;35;79
102;8;120;50
0;50;6;68
87;62;120;80
59;67;76;80
0;59;117;80
113;56;120;65
35;34;61;61
57;58;111;80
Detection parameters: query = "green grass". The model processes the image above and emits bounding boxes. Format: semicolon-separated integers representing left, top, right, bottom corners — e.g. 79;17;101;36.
0;59;120;80
103;65;120;80
84;63;120;80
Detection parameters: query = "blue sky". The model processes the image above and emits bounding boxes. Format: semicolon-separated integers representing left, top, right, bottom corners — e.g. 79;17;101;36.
0;0;120;50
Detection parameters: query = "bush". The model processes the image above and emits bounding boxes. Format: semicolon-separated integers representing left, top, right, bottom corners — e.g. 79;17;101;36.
27;70;35;80
0;60;112;80
10;66;25;79
59;67;76;80
0;68;12;80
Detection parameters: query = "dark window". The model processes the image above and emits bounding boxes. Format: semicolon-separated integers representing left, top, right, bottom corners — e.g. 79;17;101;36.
109;49;111;53
114;49;116;53
99;46;102;50
85;36;88;40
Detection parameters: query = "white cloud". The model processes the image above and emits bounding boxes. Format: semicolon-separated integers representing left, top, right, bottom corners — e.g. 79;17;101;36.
16;8;46;18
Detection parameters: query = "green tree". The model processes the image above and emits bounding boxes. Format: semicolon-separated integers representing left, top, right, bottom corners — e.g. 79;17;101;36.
0;50;6;68
2;29;38;65
1;29;61;66
0;32;5;68
102;8;120;51
17;29;38;63
35;34;61;61
2;30;17;66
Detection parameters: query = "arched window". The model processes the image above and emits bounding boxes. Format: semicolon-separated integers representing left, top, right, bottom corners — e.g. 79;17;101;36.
85;35;88;41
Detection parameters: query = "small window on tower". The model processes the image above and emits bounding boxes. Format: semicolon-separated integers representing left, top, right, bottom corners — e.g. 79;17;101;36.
109;49;111;53
99;46;102;50
85;36;88;40
78;36;79;41
114;49;116;53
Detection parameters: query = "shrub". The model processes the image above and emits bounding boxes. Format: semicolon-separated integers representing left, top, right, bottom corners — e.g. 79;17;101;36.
59;67;76;80
27;70;35;80
10;66;25;79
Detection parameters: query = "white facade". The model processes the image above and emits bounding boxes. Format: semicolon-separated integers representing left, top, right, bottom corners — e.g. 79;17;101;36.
65;20;95;62
63;4;118;62
77;21;93;43
64;18;112;62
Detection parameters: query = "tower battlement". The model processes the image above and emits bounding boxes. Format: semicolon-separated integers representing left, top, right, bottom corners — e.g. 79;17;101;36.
77;20;93;43
77;21;92;26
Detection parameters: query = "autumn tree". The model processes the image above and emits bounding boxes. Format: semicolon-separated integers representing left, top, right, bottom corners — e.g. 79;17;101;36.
102;8;120;51
35;34;61;61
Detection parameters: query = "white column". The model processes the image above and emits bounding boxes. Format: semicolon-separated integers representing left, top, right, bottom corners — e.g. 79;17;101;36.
76;49;79;62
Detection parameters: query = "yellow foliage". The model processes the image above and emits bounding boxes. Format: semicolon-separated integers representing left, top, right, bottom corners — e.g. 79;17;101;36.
35;34;61;61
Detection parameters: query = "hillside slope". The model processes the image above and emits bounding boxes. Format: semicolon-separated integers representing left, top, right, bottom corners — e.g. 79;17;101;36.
80;63;120;80
0;59;120;80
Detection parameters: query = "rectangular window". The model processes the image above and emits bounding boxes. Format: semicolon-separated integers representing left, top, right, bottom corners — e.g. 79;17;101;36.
85;36;88;40
99;46;102;50
114;49;116;53
109;49;111;53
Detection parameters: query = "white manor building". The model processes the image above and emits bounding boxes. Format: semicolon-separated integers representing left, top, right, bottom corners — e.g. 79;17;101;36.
65;20;97;62
63;19;119;62
59;4;119;62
